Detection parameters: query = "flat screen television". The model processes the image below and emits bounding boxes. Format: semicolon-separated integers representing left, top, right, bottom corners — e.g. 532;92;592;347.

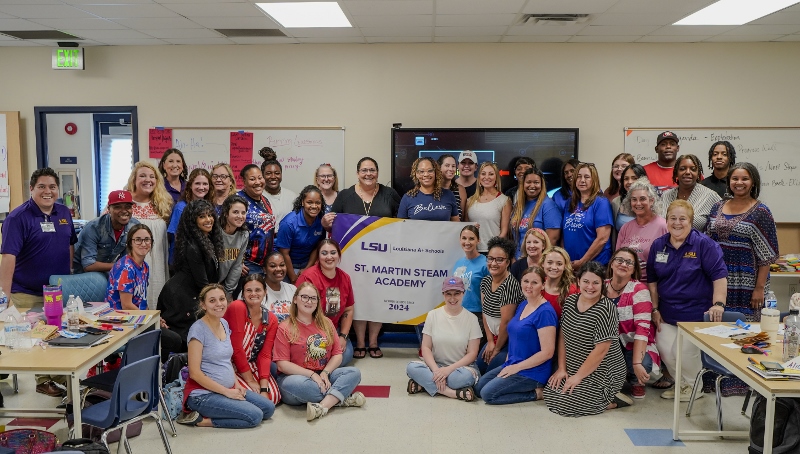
390;128;579;197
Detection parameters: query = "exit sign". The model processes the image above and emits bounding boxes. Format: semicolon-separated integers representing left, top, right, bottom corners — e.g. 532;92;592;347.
51;48;84;70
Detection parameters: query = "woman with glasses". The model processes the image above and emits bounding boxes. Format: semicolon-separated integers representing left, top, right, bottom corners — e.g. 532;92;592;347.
325;157;400;359
314;164;339;215
562;162;614;267
105;224;153;310
211;163;237;216
465;162;512;253
605;248;659;400
274;282;366;421
604;154;635;201
397;157;460;221
295;239;355;366
510;167;561;258
167;168;214;267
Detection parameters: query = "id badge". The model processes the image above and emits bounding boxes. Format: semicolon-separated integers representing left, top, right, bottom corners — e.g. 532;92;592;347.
40;222;55;232
655;252;669;263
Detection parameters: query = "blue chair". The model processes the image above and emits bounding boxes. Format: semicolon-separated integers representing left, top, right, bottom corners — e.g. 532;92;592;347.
685;311;748;431
80;330;178;437
78;355;172;454
49;272;108;304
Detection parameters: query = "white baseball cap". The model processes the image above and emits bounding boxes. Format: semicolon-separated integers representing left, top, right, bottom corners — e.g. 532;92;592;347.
458;151;478;164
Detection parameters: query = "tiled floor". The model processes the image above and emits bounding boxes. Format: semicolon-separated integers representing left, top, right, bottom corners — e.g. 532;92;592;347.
1;345;753;454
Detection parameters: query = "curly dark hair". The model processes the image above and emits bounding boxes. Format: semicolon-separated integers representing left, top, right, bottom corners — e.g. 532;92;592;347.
292;185;324;217
672;154;704;184
175;199;224;269
707;141;736;170
30;167;59;187
219;195;249;233
260;147;282;173
486;236;515;267
407;157;444;200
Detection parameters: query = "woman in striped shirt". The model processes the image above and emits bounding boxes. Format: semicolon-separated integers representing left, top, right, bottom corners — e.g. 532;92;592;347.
604;248;660;400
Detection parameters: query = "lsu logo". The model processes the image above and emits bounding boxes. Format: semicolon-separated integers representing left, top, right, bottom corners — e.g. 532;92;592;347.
59;219;68;225
683;251;697;259
360;242;388;252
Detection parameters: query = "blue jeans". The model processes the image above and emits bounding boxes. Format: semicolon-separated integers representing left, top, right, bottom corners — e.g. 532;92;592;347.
243;260;264;276
623;346;653;385
406;361;479;397
276;367;361;405
476;343;507;375
185;390;275;429
475;365;543;405
341;338;354;367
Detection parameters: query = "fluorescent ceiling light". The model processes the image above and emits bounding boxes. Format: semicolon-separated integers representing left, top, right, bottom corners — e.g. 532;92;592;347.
675;0;800;25
256;2;352;28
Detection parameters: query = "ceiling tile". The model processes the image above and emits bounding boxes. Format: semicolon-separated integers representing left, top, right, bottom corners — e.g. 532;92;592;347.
0;0;61;4
636;35;712;42
63;0;156;3
783;3;800;13
650;25;737;35
436;0;525;15
569;35;639;42
0;40;43;46
296;36;364;43
704;34;785;42
521;0;618;14
501;35;570;42
342;1;432;16
723;24;800;35
579;25;660;35
0;18;50;30
161;2;263;17
436;14;515;27
506;23;587;35
434;26;507;36
352;14;431;27
139;28;221;39
74;4;179;18
434;35;501;42
751;12;800;25
589;13;684;26
92;38;167;45
162;37;236;44
111;17;205;29
189;16;280;28
226;36;299;44
775;34;800;40
285;27;362;37
359;26;431;36
0;4;96;19
365;36;431;43
608;0;716;14
63;29;154;40
30;18;126;30
0;12;12;19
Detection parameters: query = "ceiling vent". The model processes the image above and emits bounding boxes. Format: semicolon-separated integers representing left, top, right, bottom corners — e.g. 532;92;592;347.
215;29;287;38
516;14;591;26
0;30;83;40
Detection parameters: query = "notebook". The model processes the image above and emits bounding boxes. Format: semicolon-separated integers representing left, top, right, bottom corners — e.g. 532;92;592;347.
47;333;109;347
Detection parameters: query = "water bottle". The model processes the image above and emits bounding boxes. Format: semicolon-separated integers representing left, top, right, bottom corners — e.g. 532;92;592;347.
784;309;800;362
66;295;80;333
762;290;781;343
0;287;7;313
4;314;17;351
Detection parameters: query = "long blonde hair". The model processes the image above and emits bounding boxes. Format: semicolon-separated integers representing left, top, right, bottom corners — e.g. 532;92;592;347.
125;161;173;221
540;246;574;309
521;228;552;259
286;282;336;345
466;162;502;212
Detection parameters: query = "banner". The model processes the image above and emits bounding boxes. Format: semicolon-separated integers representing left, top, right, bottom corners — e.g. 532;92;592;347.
331;213;468;324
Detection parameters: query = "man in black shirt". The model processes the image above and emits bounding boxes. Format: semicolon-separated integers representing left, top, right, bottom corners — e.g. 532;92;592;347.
699;141;736;199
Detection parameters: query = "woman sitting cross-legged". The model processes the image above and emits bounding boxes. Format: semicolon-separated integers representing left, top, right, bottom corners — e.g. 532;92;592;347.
475;266;557;405
178;284;275;428
274;282;366;421
406;277;482;402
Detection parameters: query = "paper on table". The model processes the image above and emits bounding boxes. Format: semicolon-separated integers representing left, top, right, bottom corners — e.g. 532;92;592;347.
694;324;757;338
721;343;742;349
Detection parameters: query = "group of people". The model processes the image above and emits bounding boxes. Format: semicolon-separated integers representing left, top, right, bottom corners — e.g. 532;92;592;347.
0;129;779;423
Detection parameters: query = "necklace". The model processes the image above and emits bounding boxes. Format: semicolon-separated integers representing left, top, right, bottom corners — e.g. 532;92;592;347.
358;185;378;216
607;280;627;294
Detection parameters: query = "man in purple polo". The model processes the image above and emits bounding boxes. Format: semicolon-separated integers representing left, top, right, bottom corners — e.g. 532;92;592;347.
0;168;77;397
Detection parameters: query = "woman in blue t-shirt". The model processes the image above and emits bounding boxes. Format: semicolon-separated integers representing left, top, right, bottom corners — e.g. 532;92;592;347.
510;168;562;258
106;224;152;310
475;265;557;404
276;185;325;283
397;157;460;222
562;163;614;267
452;225;488;327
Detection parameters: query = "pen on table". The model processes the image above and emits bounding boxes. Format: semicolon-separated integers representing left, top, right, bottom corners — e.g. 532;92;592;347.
91;340;110;347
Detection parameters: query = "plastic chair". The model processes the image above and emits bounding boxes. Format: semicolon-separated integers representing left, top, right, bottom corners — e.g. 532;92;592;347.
78;355;172;454
48;272;109;304
80;330;178;437
685;311;748;431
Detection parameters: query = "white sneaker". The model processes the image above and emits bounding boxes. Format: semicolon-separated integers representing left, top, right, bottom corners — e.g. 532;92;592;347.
306;402;328;421
661;384;703;402
338;391;366;408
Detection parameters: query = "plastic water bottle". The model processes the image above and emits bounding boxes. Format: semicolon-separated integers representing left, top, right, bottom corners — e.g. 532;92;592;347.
784;309;800;362
66;295;80;333
4;314;17;351
0;287;7;313
766;290;778;309
762;290;781;343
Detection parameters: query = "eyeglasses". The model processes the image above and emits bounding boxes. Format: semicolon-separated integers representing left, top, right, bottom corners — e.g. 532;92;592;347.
298;294;319;303
416;169;435;175
320;250;338;256
613;257;635;267
358;168;378;174
317;174;335;180
486;256;507;264
212;174;230;180
132;237;153;245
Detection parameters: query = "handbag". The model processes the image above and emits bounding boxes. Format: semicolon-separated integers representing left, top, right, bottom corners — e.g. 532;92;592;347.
0;429;58;454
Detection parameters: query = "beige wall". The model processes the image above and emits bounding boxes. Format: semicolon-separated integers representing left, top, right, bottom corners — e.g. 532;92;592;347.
1;42;799;190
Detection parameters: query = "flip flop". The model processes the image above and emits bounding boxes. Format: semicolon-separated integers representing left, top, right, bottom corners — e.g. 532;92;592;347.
367;347;383;359
651;376;675;389
407;379;423;394
455;386;475;402
353;347;367;359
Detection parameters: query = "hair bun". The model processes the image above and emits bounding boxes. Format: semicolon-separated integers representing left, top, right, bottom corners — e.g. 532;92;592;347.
259;147;277;161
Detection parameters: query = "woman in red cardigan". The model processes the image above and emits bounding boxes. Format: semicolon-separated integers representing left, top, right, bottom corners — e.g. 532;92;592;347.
223;274;281;404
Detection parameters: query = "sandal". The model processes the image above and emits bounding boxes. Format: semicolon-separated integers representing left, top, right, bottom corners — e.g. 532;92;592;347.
407;379;423;395
455;386;475;402
353;347;367;359
651;376;675;389
367;347;383;359
176;411;203;426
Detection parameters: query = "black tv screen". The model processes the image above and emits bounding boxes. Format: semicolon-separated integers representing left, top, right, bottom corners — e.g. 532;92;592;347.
391;128;579;197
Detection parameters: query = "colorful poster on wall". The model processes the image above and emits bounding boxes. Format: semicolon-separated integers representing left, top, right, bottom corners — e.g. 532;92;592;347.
230;131;254;188
0;113;9;212
148;128;172;159
331;214;467;324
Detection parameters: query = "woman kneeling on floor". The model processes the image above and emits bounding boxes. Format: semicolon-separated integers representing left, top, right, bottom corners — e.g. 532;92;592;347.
406;276;482;401
274;282;366;421
179;284;276;428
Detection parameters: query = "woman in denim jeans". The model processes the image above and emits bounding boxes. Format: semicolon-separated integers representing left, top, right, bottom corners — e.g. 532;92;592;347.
274;282;366;421
178;284;275;428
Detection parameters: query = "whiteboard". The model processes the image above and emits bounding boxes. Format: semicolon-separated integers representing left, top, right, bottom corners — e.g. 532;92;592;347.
624;127;800;223
155;127;345;196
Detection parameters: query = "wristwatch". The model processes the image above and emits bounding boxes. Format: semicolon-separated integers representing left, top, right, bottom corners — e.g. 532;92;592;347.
713;301;725;308
260;387;270;393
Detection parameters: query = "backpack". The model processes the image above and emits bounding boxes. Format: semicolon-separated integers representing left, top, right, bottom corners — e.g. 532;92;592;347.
162;353;188;384
57;438;110;454
162;378;185;421
748;395;800;453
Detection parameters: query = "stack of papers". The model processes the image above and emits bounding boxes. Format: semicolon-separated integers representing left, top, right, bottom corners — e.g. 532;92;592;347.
695;324;758;338
748;357;800;380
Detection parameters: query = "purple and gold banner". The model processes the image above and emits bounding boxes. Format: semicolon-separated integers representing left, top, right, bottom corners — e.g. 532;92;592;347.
331;213;468;324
